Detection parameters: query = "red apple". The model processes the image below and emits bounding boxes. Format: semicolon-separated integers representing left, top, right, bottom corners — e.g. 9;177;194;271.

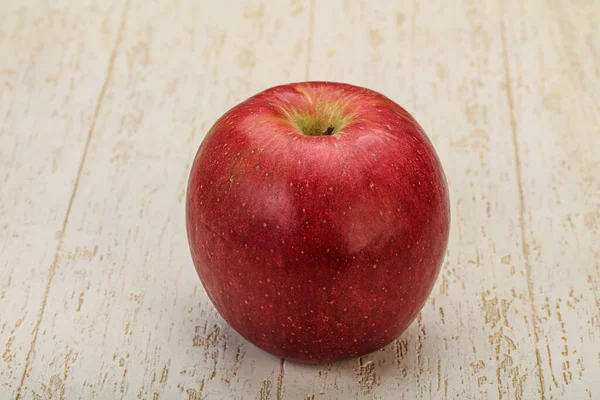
186;82;450;363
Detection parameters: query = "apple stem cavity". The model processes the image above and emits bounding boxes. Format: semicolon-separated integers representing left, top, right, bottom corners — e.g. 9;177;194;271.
284;99;352;137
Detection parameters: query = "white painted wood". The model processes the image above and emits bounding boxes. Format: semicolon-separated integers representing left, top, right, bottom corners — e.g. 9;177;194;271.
502;1;600;399
0;0;598;399
0;1;126;397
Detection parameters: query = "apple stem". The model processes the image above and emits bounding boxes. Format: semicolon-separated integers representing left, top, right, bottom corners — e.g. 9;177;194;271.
323;126;335;136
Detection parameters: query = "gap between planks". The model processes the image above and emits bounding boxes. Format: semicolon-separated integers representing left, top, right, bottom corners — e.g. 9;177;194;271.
498;1;546;399
305;0;316;81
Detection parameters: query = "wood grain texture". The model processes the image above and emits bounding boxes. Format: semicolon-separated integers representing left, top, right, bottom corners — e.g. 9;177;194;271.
502;1;600;398
0;1;126;397
0;0;598;399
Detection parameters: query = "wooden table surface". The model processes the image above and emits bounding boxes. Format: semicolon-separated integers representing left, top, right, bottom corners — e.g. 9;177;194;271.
1;1;599;399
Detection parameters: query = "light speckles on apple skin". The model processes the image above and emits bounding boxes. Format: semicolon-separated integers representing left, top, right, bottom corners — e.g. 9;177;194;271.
186;82;450;364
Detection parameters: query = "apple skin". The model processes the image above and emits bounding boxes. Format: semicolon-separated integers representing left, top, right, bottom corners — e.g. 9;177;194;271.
186;82;450;364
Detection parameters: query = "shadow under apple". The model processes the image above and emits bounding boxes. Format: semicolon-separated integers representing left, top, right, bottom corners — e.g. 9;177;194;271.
279;317;449;399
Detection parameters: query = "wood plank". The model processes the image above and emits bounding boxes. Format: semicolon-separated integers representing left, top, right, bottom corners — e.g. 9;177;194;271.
282;1;542;398
502;1;600;398
0;1;125;397
17;1;311;398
